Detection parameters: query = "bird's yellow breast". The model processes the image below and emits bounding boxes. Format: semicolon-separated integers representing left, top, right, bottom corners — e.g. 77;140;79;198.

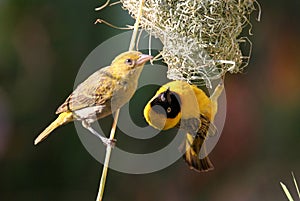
144;80;218;131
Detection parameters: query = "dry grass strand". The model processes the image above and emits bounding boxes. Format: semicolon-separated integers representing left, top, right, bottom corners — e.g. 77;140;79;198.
121;0;260;87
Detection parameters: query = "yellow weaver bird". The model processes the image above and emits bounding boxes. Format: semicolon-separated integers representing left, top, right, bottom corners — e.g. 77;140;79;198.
144;80;223;172
34;51;152;146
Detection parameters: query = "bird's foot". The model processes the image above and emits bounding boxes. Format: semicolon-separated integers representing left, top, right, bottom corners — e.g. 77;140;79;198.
102;138;117;148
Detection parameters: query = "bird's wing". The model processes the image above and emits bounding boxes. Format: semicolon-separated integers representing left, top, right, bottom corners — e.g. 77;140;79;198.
180;114;216;172
56;67;117;114
198;114;217;137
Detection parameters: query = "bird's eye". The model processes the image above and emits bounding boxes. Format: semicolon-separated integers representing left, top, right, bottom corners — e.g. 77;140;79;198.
125;58;133;66
167;107;171;113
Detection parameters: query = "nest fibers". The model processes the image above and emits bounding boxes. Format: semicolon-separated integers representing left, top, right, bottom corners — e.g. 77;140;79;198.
121;0;260;87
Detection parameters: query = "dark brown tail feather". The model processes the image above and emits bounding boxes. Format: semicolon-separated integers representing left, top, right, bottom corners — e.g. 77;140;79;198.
182;133;214;172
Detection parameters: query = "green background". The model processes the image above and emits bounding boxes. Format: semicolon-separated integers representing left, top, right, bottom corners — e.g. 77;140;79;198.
1;0;300;200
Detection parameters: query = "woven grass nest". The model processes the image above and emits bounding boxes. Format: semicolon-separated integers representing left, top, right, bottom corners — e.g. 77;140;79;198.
121;0;260;87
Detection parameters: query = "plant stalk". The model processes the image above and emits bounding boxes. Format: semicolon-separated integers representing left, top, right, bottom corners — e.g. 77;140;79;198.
96;0;145;200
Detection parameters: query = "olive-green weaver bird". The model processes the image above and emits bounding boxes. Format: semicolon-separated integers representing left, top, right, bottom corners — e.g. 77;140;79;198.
34;51;152;146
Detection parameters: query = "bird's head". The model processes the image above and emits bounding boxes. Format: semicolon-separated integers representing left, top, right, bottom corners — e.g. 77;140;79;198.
111;51;153;70
144;87;182;130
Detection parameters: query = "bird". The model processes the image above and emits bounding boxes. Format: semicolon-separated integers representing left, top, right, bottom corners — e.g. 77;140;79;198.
34;51;153;146
143;80;223;172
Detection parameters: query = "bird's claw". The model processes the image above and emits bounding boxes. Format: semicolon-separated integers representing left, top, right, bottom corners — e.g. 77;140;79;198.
103;138;117;148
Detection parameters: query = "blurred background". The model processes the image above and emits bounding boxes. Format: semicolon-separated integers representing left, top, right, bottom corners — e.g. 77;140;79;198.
1;0;300;200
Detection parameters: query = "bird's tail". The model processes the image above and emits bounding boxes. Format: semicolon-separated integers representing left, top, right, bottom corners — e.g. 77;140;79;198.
182;133;214;172
34;112;73;145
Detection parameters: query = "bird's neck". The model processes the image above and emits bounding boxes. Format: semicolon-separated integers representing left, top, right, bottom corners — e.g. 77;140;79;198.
113;66;144;82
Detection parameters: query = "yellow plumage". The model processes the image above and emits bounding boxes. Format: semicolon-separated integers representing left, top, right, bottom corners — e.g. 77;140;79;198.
34;112;73;145
143;80;224;172
35;51;152;146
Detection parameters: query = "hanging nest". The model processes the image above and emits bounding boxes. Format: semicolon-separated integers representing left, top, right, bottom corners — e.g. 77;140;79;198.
121;0;260;87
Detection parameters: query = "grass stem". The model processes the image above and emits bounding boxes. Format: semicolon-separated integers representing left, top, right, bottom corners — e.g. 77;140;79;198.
95;0;145;200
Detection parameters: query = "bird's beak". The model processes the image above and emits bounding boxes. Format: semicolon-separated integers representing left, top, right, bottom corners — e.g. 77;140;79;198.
136;54;153;65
